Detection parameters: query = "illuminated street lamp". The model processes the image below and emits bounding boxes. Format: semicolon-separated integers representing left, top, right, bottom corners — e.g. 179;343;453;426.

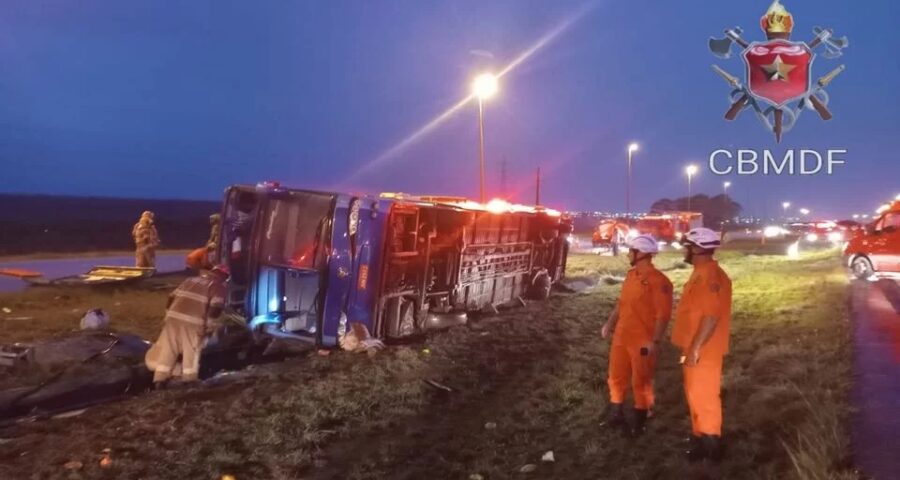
626;142;639;217
782;201;791;221
472;73;498;203
852;214;860;219
800;208;810;216
723;181;731;196
686;164;698;211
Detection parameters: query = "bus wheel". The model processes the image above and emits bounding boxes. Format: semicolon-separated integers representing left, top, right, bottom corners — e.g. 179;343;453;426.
851;256;875;280
528;271;551;300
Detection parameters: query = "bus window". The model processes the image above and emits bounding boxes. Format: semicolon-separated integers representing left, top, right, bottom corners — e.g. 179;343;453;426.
259;194;333;270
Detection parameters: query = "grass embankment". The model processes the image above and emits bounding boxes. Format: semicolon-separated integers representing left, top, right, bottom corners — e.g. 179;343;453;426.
0;251;856;479
0;286;176;345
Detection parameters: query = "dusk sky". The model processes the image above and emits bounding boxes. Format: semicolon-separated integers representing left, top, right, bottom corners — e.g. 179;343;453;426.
1;1;897;219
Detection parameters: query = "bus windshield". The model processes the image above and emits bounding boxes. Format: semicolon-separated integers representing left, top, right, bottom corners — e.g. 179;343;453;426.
259;193;333;270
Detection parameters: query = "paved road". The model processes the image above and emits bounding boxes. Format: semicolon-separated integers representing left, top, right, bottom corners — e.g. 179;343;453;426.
0;254;186;293
850;278;900;478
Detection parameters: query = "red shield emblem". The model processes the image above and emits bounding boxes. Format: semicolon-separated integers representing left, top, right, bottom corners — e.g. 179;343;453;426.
743;40;812;107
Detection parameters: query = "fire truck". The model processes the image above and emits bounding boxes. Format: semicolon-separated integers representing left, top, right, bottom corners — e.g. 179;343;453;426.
634;212;703;244
843;198;900;279
217;183;572;347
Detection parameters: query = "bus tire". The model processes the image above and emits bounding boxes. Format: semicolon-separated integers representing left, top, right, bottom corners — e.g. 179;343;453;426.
528;271;551;300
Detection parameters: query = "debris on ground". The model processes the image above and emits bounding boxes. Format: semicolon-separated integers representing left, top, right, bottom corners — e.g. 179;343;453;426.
222;475;237;480
469;474;484;480
519;464;537;473
80;309;110;330
424;379;453;392
484;422;497;430
317;349;331;357
1;307;12;314
541;451;555;463
52;408;87;420
99;448;112;468
339;323;385;354
63;460;83;471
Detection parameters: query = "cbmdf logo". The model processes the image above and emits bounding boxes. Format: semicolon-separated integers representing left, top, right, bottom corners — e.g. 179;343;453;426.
708;1;848;142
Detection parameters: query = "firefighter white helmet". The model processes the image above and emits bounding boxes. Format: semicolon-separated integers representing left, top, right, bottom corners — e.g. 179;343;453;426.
684;228;721;249
627;235;659;254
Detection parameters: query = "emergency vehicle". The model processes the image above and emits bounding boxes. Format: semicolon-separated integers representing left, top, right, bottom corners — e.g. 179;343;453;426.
591;219;629;251
217;183;572;347
843;199;900;279
634;212;703;244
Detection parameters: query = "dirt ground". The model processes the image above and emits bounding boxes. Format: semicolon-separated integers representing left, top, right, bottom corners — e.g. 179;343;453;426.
0;251;859;480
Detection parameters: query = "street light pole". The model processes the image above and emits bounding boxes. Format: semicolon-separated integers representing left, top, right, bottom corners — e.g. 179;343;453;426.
686;164;698;211
627;143;639;218
472;73;498;204
478;97;486;203
723;181;731;197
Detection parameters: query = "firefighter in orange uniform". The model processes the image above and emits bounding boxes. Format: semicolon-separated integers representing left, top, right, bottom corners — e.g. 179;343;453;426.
601;235;673;435
671;228;732;462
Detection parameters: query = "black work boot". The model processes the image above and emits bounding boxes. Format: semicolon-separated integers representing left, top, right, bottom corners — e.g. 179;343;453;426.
630;409;649;437
603;403;625;428
686;435;705;462
700;435;724;463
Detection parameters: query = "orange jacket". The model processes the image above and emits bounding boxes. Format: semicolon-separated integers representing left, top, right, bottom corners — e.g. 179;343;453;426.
613;263;673;347
671;260;732;358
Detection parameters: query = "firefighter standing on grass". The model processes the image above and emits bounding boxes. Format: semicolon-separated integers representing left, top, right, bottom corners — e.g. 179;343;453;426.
133;211;160;268
601;235;673;435
671;228;732;462
144;265;229;386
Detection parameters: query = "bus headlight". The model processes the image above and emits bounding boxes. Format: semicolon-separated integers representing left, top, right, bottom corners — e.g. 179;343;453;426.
338;312;348;337
349;199;361;236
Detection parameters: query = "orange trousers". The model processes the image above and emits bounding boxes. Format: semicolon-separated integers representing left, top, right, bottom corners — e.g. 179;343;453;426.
607;344;656;409
682;355;723;436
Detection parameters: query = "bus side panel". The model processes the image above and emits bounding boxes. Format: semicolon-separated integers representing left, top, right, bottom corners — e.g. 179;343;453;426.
346;199;391;336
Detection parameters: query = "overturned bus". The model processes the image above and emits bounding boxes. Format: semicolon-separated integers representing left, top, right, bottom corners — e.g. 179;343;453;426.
217;183;572;347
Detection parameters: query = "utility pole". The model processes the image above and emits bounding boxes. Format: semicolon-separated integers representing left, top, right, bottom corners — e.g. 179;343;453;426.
500;156;508;200
535;166;541;206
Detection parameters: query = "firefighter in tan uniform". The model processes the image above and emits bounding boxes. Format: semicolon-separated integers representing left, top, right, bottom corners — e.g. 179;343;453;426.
133;211;161;268
601;235;673;435
145;265;229;385
671;228;732;462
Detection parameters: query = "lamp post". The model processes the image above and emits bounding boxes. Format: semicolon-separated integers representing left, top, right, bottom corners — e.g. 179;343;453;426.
686;164;698;211
627;142;639;218
782;201;791;222
472;73;498;203
723;181;731;196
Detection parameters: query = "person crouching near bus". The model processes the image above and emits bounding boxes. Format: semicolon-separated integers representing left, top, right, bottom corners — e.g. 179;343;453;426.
671;228;732;462
145;265;229;387
600;235;673;436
